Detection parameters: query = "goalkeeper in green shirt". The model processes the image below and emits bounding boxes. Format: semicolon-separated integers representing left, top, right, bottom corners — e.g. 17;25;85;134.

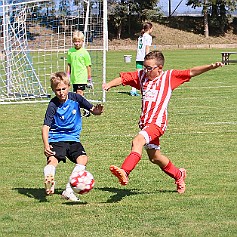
67;31;93;117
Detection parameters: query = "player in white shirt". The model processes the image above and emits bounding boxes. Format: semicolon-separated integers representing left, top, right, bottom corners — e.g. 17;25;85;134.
130;22;153;96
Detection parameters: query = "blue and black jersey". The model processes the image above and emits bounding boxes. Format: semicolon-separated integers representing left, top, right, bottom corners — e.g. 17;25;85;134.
43;92;93;142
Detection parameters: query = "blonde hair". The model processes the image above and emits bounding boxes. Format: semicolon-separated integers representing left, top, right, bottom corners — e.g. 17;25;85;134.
50;72;70;90
72;30;85;42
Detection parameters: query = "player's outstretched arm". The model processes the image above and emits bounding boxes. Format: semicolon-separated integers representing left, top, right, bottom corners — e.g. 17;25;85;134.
190;62;224;77
90;104;104;115
102;77;123;91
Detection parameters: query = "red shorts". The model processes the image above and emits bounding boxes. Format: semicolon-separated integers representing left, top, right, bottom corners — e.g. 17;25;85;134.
139;124;164;150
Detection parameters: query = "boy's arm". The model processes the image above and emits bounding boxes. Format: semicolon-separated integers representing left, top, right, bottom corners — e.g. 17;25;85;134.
145;45;150;55
87;65;92;79
42;125;55;157
66;63;71;76
190;62;224;77
102;77;123;91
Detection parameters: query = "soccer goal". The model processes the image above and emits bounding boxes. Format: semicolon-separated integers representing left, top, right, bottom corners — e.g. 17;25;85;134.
0;0;108;104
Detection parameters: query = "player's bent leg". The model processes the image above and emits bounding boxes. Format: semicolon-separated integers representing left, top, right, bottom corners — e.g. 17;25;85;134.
110;165;128;185
147;149;187;193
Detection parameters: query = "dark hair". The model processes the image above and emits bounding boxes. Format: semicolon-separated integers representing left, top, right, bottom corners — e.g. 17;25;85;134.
140;22;153;36
144;51;165;66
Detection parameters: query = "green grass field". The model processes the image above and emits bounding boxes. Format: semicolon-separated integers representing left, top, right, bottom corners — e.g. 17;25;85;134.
0;49;236;237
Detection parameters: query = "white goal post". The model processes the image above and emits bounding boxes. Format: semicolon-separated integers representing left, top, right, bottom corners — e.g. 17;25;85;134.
0;0;108;104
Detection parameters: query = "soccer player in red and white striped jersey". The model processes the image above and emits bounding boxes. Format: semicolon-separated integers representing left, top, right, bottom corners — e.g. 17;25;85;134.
103;51;224;193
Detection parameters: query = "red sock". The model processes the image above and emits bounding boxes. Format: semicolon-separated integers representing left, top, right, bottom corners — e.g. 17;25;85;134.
121;152;141;175
161;160;181;180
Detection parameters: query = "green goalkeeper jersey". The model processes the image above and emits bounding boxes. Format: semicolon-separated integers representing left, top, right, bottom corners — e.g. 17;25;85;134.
67;47;91;84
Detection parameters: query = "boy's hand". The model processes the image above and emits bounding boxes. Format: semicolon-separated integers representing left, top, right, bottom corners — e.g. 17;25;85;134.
91;104;103;115
44;145;56;157
102;83;109;91
86;78;94;89
211;62;224;69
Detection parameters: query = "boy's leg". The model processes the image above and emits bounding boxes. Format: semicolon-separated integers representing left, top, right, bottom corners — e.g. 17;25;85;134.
62;146;88;202
62;166;86;202
129;62;142;96
110;151;141;186
44;157;58;195
147;149;186;193
110;134;144;185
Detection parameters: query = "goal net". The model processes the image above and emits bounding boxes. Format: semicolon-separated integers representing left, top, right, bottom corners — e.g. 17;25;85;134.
0;0;108;104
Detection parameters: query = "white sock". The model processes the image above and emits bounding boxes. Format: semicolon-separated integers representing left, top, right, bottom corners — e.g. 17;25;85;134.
72;164;86;173
66;182;74;192
44;165;56;177
131;87;136;92
66;164;85;192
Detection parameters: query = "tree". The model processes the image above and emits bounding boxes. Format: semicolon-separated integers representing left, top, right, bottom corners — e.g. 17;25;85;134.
108;0;160;39
186;0;237;37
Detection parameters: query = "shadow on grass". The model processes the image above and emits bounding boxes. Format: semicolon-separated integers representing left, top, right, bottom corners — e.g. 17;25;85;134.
96;187;176;203
14;187;176;204
14;188;89;205
14;188;64;203
117;91;131;96
96;187;140;203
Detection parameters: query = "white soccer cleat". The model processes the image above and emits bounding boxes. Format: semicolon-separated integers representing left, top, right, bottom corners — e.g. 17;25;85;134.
44;174;55;195
62;190;80;202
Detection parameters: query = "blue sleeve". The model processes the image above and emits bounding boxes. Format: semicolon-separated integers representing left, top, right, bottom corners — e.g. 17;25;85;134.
43;98;58;127
69;92;93;110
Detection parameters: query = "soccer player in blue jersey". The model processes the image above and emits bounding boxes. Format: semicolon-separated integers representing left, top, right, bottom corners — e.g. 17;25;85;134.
42;72;103;201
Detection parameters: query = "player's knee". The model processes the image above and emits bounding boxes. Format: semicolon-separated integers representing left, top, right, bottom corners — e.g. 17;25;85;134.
149;153;163;165
132;134;146;148
149;156;159;164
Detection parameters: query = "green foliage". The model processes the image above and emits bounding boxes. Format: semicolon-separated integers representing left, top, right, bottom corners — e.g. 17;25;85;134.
108;0;162;39
0;49;237;237
186;0;237;35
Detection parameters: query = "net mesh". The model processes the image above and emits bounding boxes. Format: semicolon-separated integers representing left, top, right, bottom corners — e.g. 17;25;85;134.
0;0;107;104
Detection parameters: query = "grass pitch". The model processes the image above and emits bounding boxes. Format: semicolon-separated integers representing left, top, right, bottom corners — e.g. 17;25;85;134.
0;49;236;237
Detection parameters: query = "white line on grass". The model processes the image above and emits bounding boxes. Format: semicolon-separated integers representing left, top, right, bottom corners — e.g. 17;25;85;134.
178;85;237;90
204;122;237;125
171;130;237;135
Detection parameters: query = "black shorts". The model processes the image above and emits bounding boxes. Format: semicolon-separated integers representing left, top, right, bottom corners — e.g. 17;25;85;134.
49;141;86;163
73;84;86;92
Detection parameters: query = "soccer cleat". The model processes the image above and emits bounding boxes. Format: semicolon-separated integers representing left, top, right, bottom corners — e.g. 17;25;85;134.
62;190;80;202
129;90;139;96
44;174;55;195
175;168;187;194
110;165;129;186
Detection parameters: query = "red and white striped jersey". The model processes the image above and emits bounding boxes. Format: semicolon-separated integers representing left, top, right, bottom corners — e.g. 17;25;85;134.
120;69;191;132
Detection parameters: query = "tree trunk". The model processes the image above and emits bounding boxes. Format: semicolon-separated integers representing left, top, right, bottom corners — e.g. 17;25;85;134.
117;24;122;39
203;4;209;38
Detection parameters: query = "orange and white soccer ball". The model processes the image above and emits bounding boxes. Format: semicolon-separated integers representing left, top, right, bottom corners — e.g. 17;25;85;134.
70;170;95;195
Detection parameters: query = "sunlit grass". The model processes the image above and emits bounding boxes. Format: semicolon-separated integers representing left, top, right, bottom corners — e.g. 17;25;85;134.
0;49;236;237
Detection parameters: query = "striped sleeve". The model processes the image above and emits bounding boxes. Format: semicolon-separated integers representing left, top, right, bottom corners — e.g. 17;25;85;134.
170;69;191;90
120;71;141;89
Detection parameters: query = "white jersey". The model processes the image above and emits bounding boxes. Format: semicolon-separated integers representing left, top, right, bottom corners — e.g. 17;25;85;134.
136;33;152;62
